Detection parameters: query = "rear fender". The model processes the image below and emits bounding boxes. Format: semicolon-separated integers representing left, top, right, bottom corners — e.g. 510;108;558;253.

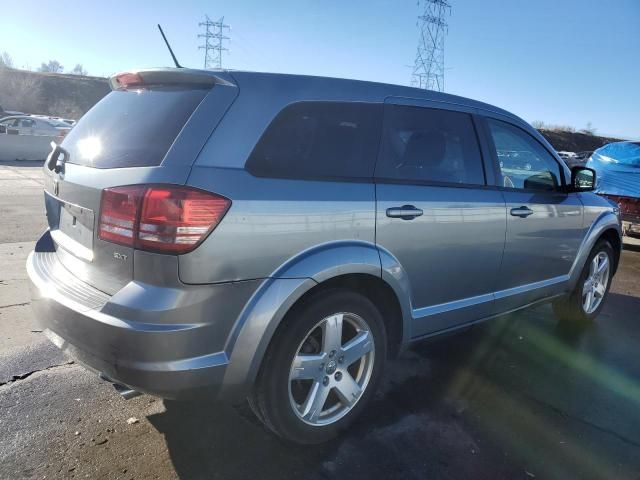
220;240;412;400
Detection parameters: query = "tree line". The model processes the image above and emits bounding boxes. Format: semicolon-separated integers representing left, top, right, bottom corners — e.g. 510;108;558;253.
0;51;88;76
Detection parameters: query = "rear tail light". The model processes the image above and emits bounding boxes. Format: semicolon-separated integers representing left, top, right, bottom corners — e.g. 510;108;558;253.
603;194;640;216
98;185;230;254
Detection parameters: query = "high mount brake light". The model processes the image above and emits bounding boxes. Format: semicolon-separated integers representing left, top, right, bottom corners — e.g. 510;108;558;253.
98;185;231;254
111;72;145;90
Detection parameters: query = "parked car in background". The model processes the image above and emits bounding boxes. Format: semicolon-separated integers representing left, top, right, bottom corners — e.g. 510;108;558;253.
0;115;72;161
31;115;77;126
557;151;577;161
558;151;595;168
575;151;593;162
27;69;621;444
0;105;25;117
0;115;71;138
587;141;640;237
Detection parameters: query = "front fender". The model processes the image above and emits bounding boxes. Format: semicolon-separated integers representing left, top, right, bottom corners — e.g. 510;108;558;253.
568;210;621;290
220;240;412;400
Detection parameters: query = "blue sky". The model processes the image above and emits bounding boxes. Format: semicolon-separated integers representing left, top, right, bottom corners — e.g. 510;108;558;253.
2;0;638;138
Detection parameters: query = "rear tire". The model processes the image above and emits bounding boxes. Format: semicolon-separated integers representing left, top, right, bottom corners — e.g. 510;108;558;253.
249;289;387;444
553;240;614;325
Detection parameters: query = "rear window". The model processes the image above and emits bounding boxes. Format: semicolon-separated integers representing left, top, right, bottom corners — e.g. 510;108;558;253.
62;87;207;168
246;101;382;181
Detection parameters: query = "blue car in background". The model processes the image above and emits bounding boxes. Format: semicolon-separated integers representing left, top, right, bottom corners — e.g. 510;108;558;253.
587;141;640;236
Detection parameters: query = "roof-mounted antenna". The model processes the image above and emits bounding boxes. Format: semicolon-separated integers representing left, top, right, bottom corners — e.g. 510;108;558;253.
157;24;182;68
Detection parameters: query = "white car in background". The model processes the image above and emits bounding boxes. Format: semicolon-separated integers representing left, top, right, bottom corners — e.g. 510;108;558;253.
0;115;72;138
0;115;73;161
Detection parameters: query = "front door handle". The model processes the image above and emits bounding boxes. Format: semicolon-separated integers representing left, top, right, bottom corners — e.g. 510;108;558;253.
510;206;534;218
386;205;424;220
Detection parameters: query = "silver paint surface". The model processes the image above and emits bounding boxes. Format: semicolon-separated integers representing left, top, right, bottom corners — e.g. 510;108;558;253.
27;69;622;400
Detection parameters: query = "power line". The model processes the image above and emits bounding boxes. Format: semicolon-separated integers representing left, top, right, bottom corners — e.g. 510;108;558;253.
198;15;230;69
411;0;451;91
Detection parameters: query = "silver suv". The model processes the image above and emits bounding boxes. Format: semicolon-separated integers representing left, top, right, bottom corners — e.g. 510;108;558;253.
27;69;621;444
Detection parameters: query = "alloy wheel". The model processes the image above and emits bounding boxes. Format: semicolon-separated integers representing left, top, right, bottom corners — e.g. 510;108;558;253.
582;251;610;314
288;312;375;426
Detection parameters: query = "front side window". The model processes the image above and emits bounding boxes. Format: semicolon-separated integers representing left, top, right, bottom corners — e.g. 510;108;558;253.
246;102;382;181
375;105;485;185
487;119;562;191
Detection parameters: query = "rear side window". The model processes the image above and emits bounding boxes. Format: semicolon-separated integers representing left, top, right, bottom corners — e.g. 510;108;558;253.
376;105;485;185
63;87;207;168
246;102;382;181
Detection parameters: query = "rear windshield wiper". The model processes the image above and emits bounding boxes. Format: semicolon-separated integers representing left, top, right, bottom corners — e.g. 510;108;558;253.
46;142;70;173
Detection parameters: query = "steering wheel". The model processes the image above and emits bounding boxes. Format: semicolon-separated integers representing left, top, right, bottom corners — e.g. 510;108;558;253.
503;175;515;188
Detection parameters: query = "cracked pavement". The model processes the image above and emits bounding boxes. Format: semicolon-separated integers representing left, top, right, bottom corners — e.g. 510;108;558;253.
1;162;640;479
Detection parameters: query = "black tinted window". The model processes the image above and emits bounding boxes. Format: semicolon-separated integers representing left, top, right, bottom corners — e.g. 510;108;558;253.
487;119;562;191
246;102;382;180
376;105;485;185
63;87;207;168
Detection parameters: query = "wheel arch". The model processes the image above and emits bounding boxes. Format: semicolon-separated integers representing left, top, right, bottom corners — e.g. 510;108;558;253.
220;241;412;401
569;211;622;289
599;228;621;274
282;273;406;358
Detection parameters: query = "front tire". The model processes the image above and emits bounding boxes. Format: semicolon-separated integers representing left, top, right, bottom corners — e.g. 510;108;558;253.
250;289;387;444
553;240;614;325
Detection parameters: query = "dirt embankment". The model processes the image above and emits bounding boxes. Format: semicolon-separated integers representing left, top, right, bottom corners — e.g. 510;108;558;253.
0;68;625;153
537;129;622;153
0;68;109;120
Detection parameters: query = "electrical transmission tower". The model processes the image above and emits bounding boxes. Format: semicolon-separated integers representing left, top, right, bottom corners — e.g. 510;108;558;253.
198;15;230;69
411;0;451;91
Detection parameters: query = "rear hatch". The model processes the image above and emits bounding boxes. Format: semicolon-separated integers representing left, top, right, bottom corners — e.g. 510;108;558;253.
42;69;238;294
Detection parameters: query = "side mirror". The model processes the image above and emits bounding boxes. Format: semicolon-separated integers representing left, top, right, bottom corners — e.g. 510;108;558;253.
570;166;596;192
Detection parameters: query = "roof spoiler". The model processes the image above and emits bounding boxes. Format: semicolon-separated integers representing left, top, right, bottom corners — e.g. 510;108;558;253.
109;68;236;91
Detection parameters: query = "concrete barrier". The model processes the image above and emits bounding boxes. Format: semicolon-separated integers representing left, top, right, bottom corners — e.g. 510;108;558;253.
0;133;56;161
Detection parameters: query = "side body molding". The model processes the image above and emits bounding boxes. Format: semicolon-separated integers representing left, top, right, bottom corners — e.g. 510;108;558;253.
220;241;413;399
568;209;621;290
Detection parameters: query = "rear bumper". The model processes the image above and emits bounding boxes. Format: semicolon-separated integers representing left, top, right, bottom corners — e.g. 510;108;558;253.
623;221;640;237
26;231;260;400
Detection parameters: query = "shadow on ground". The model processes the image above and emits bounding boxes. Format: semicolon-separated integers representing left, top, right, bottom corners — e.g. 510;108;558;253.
149;294;640;480
0;160;44;167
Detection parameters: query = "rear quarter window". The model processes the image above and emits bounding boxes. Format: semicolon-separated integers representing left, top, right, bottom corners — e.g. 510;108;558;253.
62;87;207;168
246;101;382;181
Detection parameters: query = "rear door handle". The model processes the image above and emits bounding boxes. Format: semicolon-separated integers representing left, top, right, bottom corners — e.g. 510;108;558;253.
510;206;534;218
386;205;424;220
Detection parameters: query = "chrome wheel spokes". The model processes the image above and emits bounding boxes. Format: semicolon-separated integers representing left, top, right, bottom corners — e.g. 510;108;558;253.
582;251;610;314
289;312;375;426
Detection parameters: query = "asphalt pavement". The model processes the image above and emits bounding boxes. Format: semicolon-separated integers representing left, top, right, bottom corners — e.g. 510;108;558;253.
1;161;639;480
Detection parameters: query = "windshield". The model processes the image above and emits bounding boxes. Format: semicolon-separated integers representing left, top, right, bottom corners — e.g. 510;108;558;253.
62;87;208;168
